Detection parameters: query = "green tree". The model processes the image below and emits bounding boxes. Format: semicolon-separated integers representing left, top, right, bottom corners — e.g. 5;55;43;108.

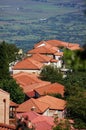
5;42;19;63
0;79;25;104
40;65;63;83
67;94;86;129
63;71;86;129
0;41;25;104
63;71;86;98
0;41;10;79
63;48;86;71
53;118;71;130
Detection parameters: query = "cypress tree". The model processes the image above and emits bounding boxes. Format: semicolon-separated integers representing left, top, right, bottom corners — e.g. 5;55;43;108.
0;41;10;79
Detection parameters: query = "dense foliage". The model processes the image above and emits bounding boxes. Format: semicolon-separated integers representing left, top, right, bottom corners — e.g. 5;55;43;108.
64;72;86;129
0;79;25;104
63;47;86;71
0;41;10;79
0;41;20;63
0;41;25;104
40;65;63;83
53;118;71;130
40;65;86;129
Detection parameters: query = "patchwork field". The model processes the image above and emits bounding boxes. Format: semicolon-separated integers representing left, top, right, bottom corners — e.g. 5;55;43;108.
0;0;86;52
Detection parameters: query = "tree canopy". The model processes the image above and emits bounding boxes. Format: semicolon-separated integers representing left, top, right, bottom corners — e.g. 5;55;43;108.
63;47;86;71
0;79;25;104
40;65;63;83
0;41;25;104
0;41;10;79
40;65;86;129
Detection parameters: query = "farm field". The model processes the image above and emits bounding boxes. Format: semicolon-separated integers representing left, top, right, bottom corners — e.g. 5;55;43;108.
0;0;86;52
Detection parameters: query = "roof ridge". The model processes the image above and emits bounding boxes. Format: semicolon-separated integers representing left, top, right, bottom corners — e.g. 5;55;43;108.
31;98;49;113
27;58;43;69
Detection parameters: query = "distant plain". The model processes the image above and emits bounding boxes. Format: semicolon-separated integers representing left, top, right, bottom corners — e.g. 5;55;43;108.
0;0;86;52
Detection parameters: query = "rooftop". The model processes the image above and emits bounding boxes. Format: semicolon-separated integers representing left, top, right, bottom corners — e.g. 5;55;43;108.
13;58;43;70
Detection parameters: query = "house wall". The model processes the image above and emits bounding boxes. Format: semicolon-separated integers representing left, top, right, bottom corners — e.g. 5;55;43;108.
42;109;49;116
50;60;62;68
13;69;41;75
0;89;10;124
43;109;65;118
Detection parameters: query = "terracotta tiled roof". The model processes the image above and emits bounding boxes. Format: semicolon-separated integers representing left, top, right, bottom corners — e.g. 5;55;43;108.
34;40;80;49
13;58;43;70
10;100;19;107
17;98;49;114
30;53;52;63
16;111;39;120
37;95;66;110
33;121;53;130
46;40;69;47
27;44;58;55
13;72;51;98
67;45;81;50
34;40;67;48
16;111;54;130
13;72;43;86
34;82;64;97
23;82;50;93
32;115;54;125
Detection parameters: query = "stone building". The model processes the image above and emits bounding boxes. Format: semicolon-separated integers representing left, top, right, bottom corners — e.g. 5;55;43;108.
0;89;10;124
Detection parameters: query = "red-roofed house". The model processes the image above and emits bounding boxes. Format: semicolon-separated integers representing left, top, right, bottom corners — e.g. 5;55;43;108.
13;72;43;86
29;53;52;65
16;111;54;130
17;95;66;118
27;43;58;58
34;40;80;49
37;95;66;118
13;72;51;98
30;53;62;68
16;98;49;115
27;42;63;68
34;82;65;97
12;58;44;74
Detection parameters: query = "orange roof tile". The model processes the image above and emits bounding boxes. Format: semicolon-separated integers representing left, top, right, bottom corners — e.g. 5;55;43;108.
17;98;49;114
10;100;19;107
13;72;51;97
13;58;43;70
37;95;66;110
16;111;54;130
27;44;58;55
33;121;53;130
67;45;81;50
32;115;54;126
16;111;39;120
46;40;68;47
34;83;64;97
22;82;51;97
34;40;80;49
13;72;43;86
30;53;52;63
